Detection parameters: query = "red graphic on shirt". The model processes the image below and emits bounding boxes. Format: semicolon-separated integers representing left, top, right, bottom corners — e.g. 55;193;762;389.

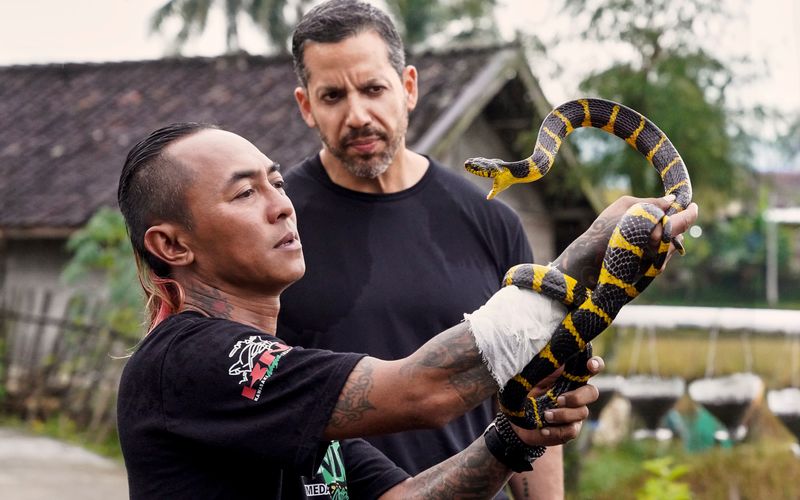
228;336;292;401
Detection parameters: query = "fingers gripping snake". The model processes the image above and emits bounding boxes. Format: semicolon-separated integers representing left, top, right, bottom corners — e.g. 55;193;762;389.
465;98;693;429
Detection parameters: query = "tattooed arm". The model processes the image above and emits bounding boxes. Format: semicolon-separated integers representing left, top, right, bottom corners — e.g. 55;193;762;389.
385;437;513;499
552;195;699;288
323;352;600;499
379;370;599;499
324;320;601;439
508;447;563;500
323;322;498;439
324;324;601;439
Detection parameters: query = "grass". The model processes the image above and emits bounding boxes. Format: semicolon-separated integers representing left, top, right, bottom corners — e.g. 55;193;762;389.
570;437;800;500
563;327;800;499
594;327;799;389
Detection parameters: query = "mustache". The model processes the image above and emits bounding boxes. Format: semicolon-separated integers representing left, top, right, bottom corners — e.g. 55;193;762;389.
341;126;388;145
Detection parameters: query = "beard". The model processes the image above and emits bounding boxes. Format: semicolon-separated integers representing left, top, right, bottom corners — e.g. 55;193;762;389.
320;118;408;179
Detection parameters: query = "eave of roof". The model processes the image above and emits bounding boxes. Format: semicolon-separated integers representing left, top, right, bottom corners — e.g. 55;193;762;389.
412;47;518;156
0;44;598;237
413;45;603;214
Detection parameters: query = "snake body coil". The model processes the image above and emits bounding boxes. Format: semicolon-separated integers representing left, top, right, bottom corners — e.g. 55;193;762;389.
465;98;693;429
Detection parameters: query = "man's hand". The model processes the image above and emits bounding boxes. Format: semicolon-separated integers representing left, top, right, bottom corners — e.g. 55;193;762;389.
552;195;699;288
381;357;606;499
511;356;605;447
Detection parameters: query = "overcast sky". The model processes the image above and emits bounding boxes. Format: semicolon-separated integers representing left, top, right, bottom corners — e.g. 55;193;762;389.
1;0;798;131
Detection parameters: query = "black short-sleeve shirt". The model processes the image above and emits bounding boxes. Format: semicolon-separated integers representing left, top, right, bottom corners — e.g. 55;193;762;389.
279;155;533;479
117;312;409;499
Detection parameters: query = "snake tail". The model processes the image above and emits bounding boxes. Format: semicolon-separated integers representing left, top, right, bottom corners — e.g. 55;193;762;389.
526;345;594;428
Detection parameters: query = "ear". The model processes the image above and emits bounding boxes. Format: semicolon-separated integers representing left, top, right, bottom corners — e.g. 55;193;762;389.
143;223;194;269
294;86;317;128
402;65;419;112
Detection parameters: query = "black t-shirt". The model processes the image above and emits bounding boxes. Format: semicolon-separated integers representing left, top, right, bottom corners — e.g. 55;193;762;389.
117;312;409;499
278;155;534;478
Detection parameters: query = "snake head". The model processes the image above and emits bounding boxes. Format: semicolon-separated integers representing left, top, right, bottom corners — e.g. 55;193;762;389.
464;157;517;199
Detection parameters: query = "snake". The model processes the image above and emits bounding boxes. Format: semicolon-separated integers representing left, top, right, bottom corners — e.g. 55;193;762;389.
465;98;693;429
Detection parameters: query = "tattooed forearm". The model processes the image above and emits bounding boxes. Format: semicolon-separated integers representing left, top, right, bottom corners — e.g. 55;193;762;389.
329;358;377;428
399;438;511;499
402;324;499;411
551;214;617;289
521;477;530;499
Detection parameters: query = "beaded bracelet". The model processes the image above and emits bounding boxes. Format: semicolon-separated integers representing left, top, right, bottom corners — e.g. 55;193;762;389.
483;413;546;473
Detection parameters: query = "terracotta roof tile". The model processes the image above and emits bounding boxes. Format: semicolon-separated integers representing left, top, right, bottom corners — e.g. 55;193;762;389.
1;46;507;230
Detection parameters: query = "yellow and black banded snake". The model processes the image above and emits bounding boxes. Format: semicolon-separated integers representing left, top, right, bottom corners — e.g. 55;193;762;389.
465;97;693;429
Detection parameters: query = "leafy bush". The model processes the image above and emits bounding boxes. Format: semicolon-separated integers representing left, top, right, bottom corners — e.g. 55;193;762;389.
636;457;691;500
61;208;144;339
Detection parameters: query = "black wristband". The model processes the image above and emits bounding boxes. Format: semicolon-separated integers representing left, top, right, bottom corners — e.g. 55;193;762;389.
483;413;546;473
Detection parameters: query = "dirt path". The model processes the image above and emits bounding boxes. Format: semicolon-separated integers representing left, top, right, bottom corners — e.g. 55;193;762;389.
0;428;128;500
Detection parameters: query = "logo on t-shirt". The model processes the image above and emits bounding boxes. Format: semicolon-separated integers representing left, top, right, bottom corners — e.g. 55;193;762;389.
303;440;349;499
228;336;292;401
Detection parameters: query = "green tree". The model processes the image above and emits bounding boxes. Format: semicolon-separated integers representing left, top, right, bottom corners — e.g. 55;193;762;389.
775;113;800;169
151;0;314;54
150;0;500;56
647;207;798;306
385;0;500;50
535;0;753;213
61;208;143;339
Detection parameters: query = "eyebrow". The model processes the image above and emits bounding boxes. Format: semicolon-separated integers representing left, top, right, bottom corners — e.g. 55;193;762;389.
315;85;340;96
225;163;281;187
316;80;384;94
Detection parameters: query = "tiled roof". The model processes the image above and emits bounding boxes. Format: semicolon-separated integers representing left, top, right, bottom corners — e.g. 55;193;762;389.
0;46;512;231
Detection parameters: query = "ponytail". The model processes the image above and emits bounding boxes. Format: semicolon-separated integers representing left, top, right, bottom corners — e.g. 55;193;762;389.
135;253;185;333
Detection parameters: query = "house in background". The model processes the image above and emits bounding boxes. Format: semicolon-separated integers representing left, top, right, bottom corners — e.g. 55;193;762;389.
760;170;800;209
760;170;800;288
0;44;598;319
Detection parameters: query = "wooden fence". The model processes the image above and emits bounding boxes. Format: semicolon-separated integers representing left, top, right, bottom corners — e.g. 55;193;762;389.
0;286;134;444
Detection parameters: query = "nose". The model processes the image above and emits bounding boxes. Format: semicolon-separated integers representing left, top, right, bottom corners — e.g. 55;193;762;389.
345;95;372;129
265;188;294;224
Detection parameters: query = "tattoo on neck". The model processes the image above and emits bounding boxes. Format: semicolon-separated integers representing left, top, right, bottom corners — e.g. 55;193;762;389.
330;358;377;428
184;284;234;319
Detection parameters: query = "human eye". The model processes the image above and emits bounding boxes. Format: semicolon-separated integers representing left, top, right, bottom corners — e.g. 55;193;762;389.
366;85;385;95
270;174;288;194
267;166;287;192
321;90;342;103
234;187;255;200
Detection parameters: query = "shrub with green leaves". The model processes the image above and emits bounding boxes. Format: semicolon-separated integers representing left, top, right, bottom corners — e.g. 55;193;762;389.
636;457;691;500
61;208;143;339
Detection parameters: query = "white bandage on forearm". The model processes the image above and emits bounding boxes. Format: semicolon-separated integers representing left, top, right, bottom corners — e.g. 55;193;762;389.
465;286;566;387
